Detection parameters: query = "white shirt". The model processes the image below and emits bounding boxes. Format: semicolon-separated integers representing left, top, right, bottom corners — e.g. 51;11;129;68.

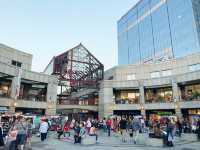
39;122;49;133
86;120;91;128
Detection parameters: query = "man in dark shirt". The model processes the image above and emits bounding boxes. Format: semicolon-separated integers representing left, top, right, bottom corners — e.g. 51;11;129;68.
119;117;127;143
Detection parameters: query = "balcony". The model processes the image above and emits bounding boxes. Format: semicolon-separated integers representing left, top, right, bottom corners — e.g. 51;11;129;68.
115;98;139;104
0;76;12;98
145;87;173;103
113;89;140;105
180;82;200;102
18;79;47;102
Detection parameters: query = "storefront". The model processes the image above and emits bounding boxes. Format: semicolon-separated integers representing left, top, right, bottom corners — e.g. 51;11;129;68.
181;108;200;128
146;109;176;122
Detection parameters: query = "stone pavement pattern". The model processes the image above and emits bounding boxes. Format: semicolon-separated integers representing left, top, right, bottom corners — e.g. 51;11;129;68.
30;132;200;150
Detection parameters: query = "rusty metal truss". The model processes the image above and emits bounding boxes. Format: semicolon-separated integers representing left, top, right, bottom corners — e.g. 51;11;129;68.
53;43;104;93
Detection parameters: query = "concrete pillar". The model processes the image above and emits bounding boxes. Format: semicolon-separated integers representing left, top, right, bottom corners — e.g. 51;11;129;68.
46;102;57;116
46;79;58;116
172;78;182;118
98;82;113;119
10;77;19;99
11;69;22;100
172;78;180;102
139;84;145;104
9;106;15;113
139;81;146;118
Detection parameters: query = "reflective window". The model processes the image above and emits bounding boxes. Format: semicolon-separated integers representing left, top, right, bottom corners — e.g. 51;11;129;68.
151;1;173;60
167;0;200;58
118;0;200;65
138;1;154;62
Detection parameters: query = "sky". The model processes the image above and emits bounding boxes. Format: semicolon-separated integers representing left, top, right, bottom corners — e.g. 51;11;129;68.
0;0;139;72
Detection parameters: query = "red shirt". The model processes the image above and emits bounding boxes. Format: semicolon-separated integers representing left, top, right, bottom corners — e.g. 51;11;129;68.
63;122;70;132
106;119;112;126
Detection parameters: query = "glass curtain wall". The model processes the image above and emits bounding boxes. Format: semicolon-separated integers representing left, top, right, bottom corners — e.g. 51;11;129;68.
118;0;200;65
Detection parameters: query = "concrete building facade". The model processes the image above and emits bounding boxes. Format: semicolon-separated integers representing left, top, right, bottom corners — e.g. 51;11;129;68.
99;53;200;119
0;44;58;115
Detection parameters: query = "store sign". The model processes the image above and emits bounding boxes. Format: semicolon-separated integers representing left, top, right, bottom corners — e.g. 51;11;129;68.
156;112;173;116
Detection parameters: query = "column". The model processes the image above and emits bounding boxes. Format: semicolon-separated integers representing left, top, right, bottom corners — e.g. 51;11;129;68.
139;85;145;104
46;79;58;116
98;82;114;119
172;78;180;102
10;76;20;113
10;77;18;99
139;82;146;118
172;78;182;118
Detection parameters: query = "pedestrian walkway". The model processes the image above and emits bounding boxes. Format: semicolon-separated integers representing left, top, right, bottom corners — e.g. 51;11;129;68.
30;131;199;150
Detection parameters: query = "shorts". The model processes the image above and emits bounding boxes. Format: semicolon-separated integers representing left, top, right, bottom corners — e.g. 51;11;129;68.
16;134;26;145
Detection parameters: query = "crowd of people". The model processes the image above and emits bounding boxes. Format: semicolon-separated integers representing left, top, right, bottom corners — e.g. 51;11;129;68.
0;115;33;150
54;115;200;147
0;114;199;149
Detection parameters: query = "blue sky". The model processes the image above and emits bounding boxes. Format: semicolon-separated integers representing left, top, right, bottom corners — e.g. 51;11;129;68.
0;0;139;72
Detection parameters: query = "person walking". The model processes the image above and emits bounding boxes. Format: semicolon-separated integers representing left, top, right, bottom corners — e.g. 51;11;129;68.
39;119;49;141
15;117;27;150
26;119;33;146
176;119;182;137
106;117;112;137
119;116;127;143
132;117;141;144
103;118;107;132
166;119;175;147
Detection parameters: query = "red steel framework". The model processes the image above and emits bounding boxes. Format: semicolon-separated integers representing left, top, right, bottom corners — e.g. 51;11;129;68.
53;43;104;93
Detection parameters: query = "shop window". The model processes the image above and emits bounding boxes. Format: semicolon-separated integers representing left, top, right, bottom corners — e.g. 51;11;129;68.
127;74;136;80
162;69;172;77
150;71;160;78
189;63;200;72
181;83;200;101
114;89;139;104
145;87;173;103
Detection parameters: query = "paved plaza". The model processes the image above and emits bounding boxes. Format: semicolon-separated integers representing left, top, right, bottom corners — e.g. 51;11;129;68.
30;132;200;150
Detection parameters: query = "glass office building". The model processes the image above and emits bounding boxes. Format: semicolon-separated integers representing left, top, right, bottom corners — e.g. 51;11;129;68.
118;0;200;65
